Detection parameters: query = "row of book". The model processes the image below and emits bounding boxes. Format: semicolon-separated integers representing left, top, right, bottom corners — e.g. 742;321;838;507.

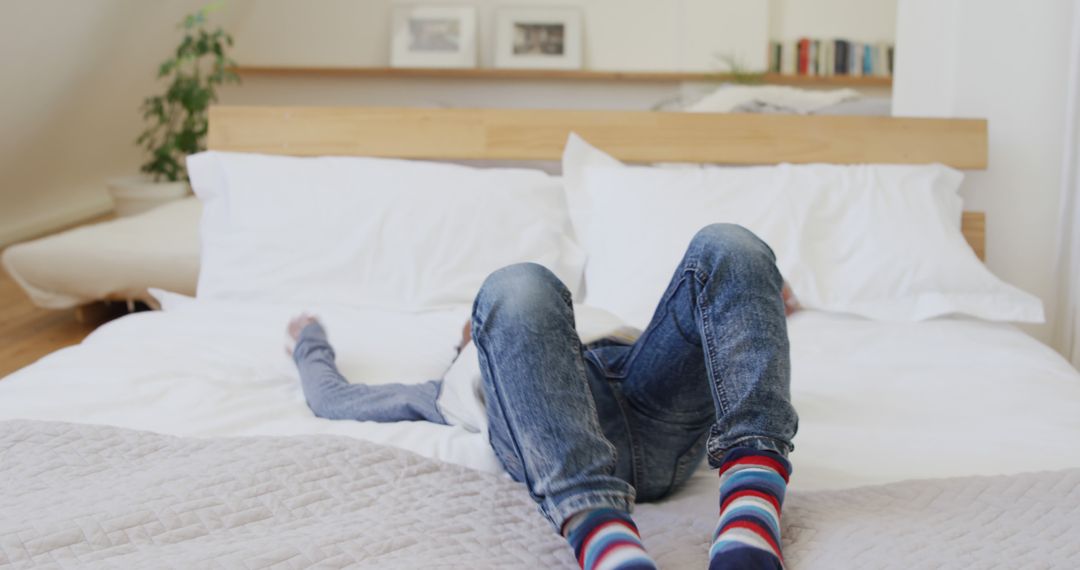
767;39;894;77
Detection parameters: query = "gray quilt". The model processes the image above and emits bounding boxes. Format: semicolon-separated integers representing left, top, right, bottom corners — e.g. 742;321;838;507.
1;420;1078;569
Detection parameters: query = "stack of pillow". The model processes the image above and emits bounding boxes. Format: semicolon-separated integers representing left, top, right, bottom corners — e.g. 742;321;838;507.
186;135;1043;329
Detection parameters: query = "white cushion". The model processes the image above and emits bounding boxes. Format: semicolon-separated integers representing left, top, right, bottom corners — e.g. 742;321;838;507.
562;134;1044;327
187;151;585;310
1;198;201;309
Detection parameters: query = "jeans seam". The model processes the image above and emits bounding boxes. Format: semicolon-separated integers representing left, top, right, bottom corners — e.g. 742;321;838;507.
607;379;642;492
471;309;535;493
584;347;617;378
668;432;708;497
546;491;636;529
707;435;793;465
610;267;699;381
696;266;731;418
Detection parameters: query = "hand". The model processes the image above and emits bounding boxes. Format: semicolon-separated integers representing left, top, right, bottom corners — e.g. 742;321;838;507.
288;313;319;341
781;281;800;317
285;313;319;356
459;320;472;352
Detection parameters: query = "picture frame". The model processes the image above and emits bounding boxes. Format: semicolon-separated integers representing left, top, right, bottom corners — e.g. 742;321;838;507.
390;5;477;68
494;7;583;70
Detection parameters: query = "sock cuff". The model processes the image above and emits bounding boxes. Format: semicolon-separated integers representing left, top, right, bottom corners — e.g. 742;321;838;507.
567;508;640;566
717;447;792;482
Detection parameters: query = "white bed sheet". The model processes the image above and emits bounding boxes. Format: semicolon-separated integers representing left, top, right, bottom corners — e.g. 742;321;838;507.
1;302;1078;507
0;299;501;472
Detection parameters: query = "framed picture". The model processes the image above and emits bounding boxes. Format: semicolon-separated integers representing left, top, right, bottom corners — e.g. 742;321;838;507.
390;5;477;68
494;7;583;70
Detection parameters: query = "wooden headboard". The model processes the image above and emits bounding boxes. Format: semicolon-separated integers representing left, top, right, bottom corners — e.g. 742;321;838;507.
207;105;988;258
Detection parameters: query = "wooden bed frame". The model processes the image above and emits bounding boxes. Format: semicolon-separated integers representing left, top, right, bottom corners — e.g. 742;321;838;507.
207;106;989;259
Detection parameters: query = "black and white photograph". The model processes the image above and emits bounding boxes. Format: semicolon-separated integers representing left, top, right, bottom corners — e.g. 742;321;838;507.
408;18;461;52
496;8;582;69
513;22;565;55
391;5;476;68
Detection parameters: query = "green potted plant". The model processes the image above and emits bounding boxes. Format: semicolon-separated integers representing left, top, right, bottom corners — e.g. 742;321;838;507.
108;5;239;217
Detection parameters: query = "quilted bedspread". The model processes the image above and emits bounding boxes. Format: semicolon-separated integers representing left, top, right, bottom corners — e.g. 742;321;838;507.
1;420;1078;569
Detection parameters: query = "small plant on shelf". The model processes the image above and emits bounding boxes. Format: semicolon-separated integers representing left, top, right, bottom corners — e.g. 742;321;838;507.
136;4;240;182
712;54;766;85
109;4;240;217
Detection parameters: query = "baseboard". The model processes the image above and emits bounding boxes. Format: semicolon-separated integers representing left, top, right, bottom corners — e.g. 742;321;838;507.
0;197;115;248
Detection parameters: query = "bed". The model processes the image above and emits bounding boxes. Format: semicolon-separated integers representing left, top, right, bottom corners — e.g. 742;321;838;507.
1;106;1078;568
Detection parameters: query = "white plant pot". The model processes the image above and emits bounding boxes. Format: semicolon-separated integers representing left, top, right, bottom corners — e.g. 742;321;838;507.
107;175;191;218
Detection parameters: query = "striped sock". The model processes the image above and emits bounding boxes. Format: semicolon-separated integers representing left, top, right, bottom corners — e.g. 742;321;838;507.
565;508;657;570
709;447;791;570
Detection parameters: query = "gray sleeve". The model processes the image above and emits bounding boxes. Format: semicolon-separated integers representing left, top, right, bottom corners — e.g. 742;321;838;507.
292;322;448;424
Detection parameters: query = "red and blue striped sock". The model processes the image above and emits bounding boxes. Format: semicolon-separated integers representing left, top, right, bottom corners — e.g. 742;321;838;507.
565;508;658;570
709;447;792;570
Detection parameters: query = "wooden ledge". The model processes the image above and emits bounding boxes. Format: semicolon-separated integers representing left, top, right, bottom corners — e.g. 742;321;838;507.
230;66;893;88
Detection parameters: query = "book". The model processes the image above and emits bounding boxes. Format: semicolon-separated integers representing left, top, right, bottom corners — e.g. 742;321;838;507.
818;39;826;76
875;42;889;76
768;38;894;77
798;38;810;75
784;40;798;75
835;39;848;75
818;40;829;77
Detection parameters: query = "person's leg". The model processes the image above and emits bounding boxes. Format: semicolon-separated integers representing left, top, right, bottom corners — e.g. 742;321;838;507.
603;223;797;569
471;263;655;570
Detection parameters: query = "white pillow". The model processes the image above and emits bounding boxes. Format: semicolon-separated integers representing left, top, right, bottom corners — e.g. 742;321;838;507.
187;151;585;310
562;134;1044;327
776;163;1042;322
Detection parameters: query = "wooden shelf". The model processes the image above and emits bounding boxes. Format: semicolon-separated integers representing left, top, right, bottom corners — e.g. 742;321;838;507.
231;66;893;88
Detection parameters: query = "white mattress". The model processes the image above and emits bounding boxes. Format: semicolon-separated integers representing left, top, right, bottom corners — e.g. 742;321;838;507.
1;197;200;309
1;300;1078;511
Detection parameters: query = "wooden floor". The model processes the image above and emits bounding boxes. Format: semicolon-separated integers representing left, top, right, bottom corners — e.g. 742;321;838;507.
0;211;124;378
0;269;122;378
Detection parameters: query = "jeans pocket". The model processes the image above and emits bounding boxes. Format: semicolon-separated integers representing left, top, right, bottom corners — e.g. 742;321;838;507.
666;432;709;498
584;344;633;380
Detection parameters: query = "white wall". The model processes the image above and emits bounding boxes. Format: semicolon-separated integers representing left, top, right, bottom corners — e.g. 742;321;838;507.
893;0;1074;343
230;0;769;72
0;0;249;246
769;0;897;42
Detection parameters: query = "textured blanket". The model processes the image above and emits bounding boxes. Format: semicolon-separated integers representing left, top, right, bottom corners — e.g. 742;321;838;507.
1;420;1078;568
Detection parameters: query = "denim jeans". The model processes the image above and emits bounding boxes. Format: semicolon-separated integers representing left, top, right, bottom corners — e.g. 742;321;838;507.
471;223;798;530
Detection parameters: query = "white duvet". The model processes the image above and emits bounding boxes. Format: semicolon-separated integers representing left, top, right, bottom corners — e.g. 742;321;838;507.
1;299;1079;501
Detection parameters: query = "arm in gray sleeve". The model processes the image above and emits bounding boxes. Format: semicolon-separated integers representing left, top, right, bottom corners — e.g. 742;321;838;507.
292;322;448;424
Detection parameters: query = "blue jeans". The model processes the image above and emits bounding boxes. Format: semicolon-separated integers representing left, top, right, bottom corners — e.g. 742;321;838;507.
472;223;798;530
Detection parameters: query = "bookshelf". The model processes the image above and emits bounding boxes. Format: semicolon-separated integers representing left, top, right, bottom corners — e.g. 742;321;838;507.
230;66;892;88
